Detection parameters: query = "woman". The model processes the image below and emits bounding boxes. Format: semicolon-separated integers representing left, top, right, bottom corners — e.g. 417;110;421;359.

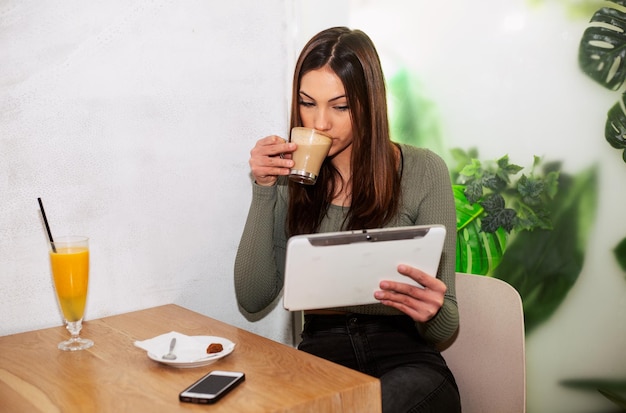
234;27;460;413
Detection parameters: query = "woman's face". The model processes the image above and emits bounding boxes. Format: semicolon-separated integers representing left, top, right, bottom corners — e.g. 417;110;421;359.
298;65;353;160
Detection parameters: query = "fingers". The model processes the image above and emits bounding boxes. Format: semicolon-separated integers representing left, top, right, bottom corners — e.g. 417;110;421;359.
396;264;446;293
374;264;446;322
249;135;296;186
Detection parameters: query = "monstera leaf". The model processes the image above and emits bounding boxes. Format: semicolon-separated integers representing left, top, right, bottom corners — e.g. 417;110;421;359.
454;185;508;275
605;98;626;161
579;0;626;162
579;1;626;90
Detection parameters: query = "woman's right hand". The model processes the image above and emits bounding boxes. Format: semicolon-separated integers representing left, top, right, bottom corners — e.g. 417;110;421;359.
249;135;296;186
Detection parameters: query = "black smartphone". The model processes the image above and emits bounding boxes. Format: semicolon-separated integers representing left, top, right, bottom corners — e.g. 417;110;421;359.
179;370;245;404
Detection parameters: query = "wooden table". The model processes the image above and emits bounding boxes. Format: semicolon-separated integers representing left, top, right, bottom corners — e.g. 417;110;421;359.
0;304;381;412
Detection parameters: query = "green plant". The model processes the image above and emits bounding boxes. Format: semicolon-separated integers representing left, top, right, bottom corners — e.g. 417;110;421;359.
452;149;559;233
578;0;626;163
386;67;596;333
451;149;560;275
450;151;601;333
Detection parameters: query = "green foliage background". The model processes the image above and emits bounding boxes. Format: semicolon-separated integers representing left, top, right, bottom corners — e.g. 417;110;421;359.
387;69;599;334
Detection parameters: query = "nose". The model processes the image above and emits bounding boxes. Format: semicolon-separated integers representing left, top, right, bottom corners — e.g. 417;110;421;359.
313;108;331;132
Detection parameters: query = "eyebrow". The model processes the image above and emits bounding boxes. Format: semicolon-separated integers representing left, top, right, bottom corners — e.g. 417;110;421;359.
299;91;347;103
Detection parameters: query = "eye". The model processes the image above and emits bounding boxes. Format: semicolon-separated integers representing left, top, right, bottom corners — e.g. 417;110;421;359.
334;105;349;112
298;100;315;108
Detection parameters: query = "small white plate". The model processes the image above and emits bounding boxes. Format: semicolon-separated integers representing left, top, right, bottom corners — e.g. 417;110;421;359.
147;336;235;368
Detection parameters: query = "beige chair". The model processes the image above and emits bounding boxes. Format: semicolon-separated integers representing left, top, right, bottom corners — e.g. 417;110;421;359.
439;272;526;413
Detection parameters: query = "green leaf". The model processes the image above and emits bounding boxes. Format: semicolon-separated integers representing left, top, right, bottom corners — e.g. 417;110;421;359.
449;148;478;181
578;2;626;163
456;221;508;275
454;185;508;275
533;155;541;168
517;175;544;206
464;181;483;204
561;378;626;392
481;208;516;233
605;97;626;150
514;202;552;231
459;163;480;178
599;389;626;409
561;378;626;410
498;155;524;177
614;237;626;272
481;171;505;192
578;1;626;91
479;194;516;233
544;171;560;199
492;165;599;334
480;193;505;211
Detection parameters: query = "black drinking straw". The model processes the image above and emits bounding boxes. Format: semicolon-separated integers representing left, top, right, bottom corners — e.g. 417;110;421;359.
37;197;56;253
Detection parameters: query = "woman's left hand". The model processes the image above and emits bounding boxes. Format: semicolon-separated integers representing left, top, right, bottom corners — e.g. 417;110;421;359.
374;264;447;323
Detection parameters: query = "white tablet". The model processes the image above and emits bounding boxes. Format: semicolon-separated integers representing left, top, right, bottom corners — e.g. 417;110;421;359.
283;224;446;311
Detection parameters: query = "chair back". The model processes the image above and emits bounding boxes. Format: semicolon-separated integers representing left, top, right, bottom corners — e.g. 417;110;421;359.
440;272;526;413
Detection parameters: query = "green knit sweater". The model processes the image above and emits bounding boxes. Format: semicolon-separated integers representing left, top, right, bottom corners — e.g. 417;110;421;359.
234;144;458;344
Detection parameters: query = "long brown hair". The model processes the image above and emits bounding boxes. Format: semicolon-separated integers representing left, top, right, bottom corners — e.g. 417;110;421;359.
287;27;400;236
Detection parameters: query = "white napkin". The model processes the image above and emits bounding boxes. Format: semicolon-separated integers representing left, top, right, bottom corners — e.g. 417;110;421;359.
134;331;208;362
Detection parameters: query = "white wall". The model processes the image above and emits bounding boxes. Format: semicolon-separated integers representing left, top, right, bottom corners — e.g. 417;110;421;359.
0;0;301;343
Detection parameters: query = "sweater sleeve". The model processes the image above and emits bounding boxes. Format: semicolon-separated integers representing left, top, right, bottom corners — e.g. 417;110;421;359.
234;179;288;313
408;148;459;343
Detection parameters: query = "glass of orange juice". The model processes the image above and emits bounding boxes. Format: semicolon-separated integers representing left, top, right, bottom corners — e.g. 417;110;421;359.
49;236;93;351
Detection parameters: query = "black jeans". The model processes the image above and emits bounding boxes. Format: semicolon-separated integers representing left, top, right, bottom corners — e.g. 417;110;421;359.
298;314;461;413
